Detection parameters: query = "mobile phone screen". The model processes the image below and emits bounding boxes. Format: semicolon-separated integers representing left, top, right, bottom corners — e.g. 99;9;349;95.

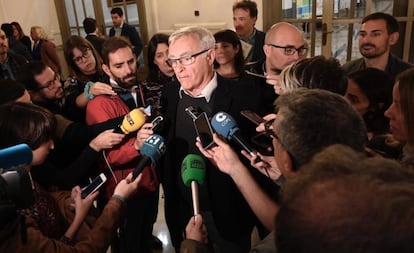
81;173;107;199
193;112;215;149
241;110;265;126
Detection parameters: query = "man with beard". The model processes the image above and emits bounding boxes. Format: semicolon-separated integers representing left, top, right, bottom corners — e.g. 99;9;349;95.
233;0;265;63
85;36;159;253
0;28;27;80
19;61;65;113
343;12;413;80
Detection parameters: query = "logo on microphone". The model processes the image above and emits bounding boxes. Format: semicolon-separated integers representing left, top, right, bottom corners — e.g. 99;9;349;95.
125;113;134;126
145;135;166;154
214;112;230;127
190;159;204;169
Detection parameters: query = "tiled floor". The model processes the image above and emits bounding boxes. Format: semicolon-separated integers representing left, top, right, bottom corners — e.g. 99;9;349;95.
152;187;175;253
108;187;261;253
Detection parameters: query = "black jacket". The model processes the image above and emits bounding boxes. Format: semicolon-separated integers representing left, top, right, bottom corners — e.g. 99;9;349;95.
159;74;268;250
109;23;143;57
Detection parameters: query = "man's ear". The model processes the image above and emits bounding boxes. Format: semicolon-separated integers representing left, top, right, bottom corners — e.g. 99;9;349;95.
263;44;271;57
280;149;296;179
207;49;215;63
102;64;112;78
389;32;399;46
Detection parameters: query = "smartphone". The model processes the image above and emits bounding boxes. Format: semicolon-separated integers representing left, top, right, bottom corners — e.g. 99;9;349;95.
81;173;107;199
193;112;215;149
241;110;265;126
251;132;274;156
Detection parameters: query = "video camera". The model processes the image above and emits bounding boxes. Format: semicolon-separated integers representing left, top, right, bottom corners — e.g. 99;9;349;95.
0;144;34;226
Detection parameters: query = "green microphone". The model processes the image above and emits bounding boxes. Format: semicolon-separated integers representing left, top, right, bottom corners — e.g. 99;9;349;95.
181;154;206;216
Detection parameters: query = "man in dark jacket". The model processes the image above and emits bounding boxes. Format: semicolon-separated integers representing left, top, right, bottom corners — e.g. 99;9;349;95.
0;28;28;80
160;25;269;253
1;23;32;61
109;7;143;58
233;0;265;63
342;12;413;80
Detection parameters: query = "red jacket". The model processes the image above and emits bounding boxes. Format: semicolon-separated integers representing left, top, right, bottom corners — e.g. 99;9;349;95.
86;94;158;199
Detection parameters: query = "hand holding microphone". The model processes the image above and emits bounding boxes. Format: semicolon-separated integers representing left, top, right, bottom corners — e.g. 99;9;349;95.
211;112;257;157
114;108;146;134
181;154;206;217
132;134;166;180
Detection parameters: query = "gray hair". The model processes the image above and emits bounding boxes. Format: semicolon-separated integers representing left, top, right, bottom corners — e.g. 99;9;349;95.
169;26;215;50
275;88;367;169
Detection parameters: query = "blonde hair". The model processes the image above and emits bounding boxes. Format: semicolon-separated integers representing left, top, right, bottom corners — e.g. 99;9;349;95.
31;26;48;40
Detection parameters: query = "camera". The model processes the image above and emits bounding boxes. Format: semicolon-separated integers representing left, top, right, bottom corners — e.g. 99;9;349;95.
0;144;34;226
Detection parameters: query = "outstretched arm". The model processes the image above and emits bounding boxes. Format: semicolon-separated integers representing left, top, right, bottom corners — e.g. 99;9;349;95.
196;134;278;231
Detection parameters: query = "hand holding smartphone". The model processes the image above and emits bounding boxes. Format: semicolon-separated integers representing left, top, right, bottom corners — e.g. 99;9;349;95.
241;110;265;126
81;173;107;199
193;112;215;149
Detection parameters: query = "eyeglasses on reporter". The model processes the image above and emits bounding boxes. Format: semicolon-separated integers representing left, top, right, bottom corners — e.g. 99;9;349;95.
267;44;308;56
73;48;92;64
37;72;61;90
166;48;211;68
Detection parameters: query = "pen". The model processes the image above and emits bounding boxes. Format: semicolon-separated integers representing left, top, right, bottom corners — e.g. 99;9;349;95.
245;70;267;79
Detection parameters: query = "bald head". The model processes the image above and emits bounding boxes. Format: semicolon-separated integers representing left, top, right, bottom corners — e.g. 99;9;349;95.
265;22;304;44
263;22;307;73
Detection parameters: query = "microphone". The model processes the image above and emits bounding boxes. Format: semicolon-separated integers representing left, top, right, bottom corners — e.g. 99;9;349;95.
114;108;146;134
0;144;33;170
132;134;166;180
181;154;206;216
211;112;257;156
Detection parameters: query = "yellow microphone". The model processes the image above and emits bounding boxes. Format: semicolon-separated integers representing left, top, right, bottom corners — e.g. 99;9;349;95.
115;109;146;134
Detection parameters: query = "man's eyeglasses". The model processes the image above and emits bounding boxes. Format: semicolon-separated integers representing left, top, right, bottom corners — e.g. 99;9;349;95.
37;72;61;90
268;44;308;56
264;119;278;140
166;49;210;68
73;48;92;64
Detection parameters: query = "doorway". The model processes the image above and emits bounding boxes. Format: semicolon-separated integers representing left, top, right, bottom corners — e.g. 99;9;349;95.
263;0;414;64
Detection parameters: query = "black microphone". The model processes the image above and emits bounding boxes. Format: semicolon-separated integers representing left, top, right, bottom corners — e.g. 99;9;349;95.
132;134;166;180
211;111;257;156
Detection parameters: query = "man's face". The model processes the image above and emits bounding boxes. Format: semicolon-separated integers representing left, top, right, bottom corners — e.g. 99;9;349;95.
0;30;9;55
358;19;396;59
385;82;408;142
264;25;306;73
111;13;123;27
103;47;137;89
168;34;215;96
233;8;256;39
33;66;64;101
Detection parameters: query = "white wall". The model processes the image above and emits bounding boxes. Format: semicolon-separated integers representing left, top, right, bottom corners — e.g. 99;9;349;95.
144;0;263;37
0;0;264;44
0;0;62;45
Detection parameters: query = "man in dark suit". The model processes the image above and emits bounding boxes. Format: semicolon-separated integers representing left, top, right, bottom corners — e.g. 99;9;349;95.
83;17;105;57
0;28;28;80
109;7;143;58
232;0;265;63
160;26;269;253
